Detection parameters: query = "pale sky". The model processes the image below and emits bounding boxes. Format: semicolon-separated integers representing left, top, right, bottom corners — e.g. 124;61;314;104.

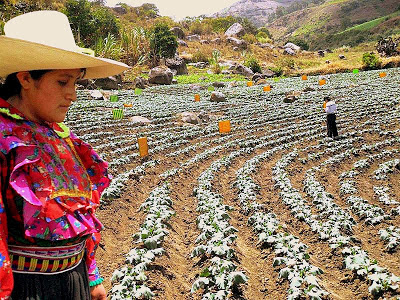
104;0;239;20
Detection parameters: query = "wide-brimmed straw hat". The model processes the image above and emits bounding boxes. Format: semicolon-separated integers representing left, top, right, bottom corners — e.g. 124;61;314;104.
0;10;129;79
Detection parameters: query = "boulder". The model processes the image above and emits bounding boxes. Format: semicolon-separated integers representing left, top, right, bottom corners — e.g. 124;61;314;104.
303;87;315;92
148;66;173;85
93;75;121;90
263;69;275;78
177;39;188;47
210;91;226;102
317;50;325;57
284;48;296;56
198;111;211;122
225;23;245;37
178;112;201;125
231;64;254;77
189;62;208;69
134;77;148;89
212;81;225;88
129;116;151;124
252;73;263;82
284;42;301;52
283;95;297;103
113;5;127;15
325;60;331;64
211;37;222;44
172;79;178;84
200;40;210;44
90;90;104;100
255;78;267;85
165;57;188;75
258;43;274;49
221;70;231;75
339;54;346;59
227;37;247;49
190;84;206;90
227;81;238;88
170;27;185;39
233;47;240;51
186;34;201;41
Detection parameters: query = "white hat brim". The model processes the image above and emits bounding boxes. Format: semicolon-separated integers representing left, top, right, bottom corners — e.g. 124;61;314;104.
0;36;130;79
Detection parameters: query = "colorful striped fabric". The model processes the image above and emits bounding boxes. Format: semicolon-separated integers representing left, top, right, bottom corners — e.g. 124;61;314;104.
9;242;85;274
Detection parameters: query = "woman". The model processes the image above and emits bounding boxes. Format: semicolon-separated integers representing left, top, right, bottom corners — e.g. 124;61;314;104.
0;10;129;299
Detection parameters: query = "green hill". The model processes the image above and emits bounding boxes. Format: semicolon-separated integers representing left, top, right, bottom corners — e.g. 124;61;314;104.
268;0;400;49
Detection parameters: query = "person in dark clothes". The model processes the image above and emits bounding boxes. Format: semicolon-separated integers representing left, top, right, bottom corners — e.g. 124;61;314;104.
324;96;338;139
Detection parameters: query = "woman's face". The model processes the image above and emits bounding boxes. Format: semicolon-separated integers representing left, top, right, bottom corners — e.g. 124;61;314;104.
21;69;81;123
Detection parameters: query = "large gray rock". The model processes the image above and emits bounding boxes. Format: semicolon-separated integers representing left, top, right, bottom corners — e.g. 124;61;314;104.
211;38;222;44
283;95;297;103
165;57;188;75
171;27;185;39
189;62;208;69
258;43;274;49
263;69;275;78
93;75;121;90
284;48;296;56
186;34;201;41
231;64;254;77
178;112;201;124
134;77;148;89
177;39;188;47
90;90;104;100
227;37;247;49
148;66;173;85
210;91;226;102
225;23;245;37
129;116;151;124
284;42;300;52
212;81;225;88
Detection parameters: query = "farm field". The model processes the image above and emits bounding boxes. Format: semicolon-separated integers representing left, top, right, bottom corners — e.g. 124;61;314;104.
68;68;400;300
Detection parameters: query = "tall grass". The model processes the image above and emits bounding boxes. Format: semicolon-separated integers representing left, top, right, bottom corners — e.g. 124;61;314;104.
120;26;150;66
94;33;121;61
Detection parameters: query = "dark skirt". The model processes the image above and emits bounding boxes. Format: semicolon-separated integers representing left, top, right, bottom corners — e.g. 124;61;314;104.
10;259;91;300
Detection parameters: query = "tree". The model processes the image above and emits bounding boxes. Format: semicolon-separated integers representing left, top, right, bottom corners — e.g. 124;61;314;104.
149;23;177;65
63;0;94;46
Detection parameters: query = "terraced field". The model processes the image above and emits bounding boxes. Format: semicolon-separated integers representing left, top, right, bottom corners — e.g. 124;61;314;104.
68;68;400;300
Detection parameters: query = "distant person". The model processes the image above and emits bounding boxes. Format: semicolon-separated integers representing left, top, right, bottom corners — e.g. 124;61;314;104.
323;97;330;137
0;10;129;299
324;96;338;139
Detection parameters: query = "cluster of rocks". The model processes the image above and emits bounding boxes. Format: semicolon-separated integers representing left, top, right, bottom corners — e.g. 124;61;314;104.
172;22;248;52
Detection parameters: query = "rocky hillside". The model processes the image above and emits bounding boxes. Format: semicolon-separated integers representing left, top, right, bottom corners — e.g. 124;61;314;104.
212;0;299;27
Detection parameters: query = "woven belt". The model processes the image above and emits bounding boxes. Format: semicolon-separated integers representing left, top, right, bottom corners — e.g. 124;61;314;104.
9;241;85;275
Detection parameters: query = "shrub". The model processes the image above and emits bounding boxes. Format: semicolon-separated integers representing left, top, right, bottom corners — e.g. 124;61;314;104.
209;49;222;74
245;56;262;73
189;19;212;35
287;38;309;51
209;16;237;33
278;57;295;69
242;33;257;44
149;23;178;64
192;50;209;63
362;52;381;70
270;66;283;76
257;27;272;39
